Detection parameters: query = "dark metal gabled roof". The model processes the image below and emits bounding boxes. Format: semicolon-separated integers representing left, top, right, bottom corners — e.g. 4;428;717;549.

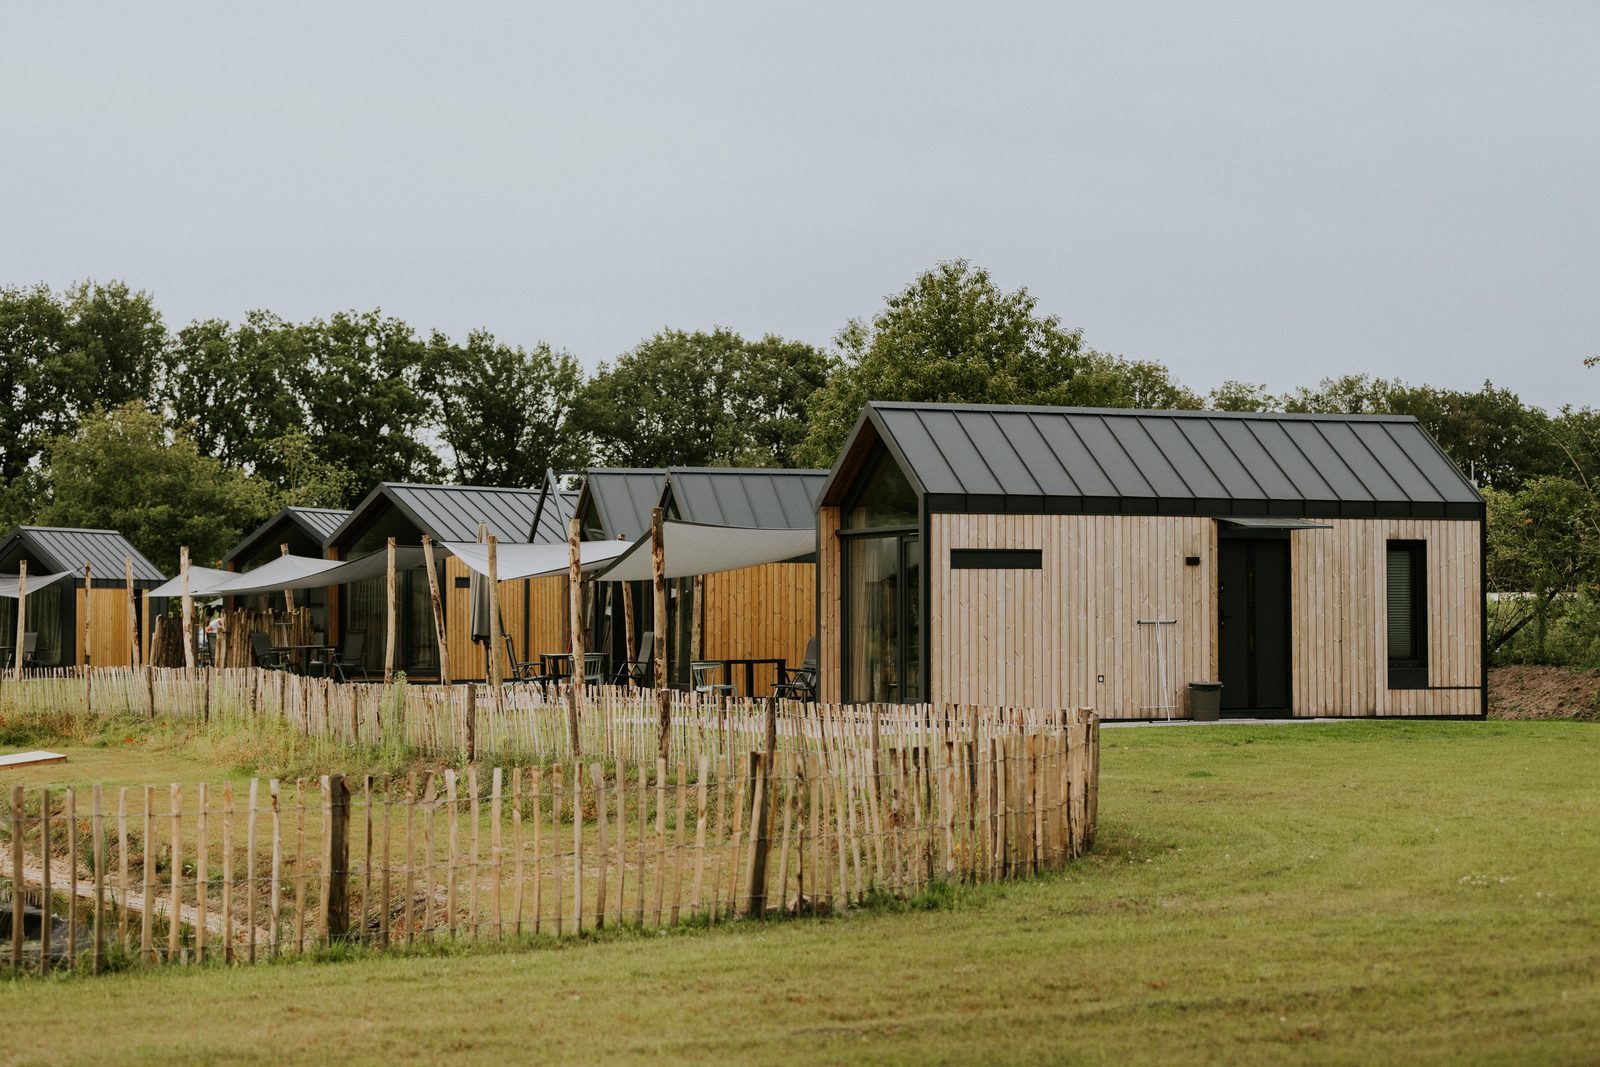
663;468;829;529
577;469;667;540
0;526;166;583
528;470;582;544
828;402;1483;520
222;506;352;564
326;483;546;547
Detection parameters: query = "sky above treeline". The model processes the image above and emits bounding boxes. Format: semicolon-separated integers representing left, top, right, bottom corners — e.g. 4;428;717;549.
3;1;1596;411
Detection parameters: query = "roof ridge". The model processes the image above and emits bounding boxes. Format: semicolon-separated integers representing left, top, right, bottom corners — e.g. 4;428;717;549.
866;401;1420;423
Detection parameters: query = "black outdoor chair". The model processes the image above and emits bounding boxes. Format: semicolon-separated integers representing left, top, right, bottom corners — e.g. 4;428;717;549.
773;637;818;702
613;632;655;687
250;631;289;671
327;630;368;683
6;632;39;670
691;661;734;700
500;632;545;683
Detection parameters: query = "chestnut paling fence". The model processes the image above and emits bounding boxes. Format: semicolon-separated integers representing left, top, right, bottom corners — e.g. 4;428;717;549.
0;669;1099;974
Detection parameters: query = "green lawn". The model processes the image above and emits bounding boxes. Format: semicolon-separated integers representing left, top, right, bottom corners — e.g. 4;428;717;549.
3;719;1597;1066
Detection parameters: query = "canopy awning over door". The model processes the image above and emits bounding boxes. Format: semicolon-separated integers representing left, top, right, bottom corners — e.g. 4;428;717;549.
1217;517;1334;531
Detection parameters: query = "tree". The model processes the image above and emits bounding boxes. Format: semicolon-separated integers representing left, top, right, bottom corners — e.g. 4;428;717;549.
1207;380;1278;412
0;280;166;484
1484;477;1600;655
163;312;307;481
423;330;586;485
571;328;832;468
294;311;442;496
798;260;1152;465
35;403;277;573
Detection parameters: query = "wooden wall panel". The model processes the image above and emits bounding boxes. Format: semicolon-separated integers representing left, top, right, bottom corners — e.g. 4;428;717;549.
699;562;815;694
930;514;1215;717
443;557;548;682
818;505;842;703
1290;518;1481;717
74;587;136;667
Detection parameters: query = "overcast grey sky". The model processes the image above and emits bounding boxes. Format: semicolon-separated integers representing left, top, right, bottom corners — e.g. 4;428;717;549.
3;1;1596;410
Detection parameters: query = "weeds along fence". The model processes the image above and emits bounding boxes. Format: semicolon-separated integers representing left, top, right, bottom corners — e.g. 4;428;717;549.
0;712;1099;975
1;666;1096;771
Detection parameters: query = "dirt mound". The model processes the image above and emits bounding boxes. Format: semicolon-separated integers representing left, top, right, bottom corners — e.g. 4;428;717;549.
1489;665;1600;721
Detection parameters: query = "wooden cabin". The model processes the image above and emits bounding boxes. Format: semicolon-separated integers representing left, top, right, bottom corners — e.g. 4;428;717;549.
221;506;350;635
816;402;1485;719
324;483;568;681
0;526;166;667
661;467;826;693
575;467;825;693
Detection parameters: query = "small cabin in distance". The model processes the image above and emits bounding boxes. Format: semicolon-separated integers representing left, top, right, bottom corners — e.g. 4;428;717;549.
815;402;1485;719
0;526;166;667
323;483;561;681
221;505;349;635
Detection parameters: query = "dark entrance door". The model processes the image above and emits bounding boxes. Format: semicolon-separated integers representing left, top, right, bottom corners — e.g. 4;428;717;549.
1217;536;1291;713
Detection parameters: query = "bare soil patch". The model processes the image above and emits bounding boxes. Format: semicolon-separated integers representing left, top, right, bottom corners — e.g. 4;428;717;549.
1489;664;1600;720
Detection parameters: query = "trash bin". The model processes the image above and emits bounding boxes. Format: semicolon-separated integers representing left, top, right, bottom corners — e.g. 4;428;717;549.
1188;681;1223;721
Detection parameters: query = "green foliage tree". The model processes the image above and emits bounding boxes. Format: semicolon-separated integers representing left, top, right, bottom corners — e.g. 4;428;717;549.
572;328;831;468
163;312;306;480
294;311;442;496
796;260;1192;465
423;329;586;485
0;280;166;484
35;403;277;573
1485;477;1600;657
1207;380;1278;412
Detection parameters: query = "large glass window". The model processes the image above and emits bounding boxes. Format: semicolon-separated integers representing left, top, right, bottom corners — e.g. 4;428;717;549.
841;449;921;702
1386;540;1427;689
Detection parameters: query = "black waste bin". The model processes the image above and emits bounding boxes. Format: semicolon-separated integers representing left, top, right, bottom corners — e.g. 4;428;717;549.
1188;681;1222;721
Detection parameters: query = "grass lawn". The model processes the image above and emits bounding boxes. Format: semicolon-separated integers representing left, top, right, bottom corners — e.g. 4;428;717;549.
2;719;1597;1066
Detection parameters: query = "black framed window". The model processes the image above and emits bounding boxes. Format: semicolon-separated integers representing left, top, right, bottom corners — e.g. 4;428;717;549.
840;447;922;703
1386;540;1427;689
843;450;918;529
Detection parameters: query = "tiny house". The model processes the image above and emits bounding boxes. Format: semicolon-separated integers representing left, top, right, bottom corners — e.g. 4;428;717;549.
221;506;350;634
323;483;566;680
816;402;1485;719
573;467;825;692
0;526;166;667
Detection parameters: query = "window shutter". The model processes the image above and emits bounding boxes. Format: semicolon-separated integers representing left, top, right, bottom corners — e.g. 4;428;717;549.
1386;545;1414;661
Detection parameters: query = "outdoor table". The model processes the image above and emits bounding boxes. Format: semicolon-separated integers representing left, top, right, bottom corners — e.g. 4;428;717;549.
706;657;787;698
272;643;334;675
539;652;574;681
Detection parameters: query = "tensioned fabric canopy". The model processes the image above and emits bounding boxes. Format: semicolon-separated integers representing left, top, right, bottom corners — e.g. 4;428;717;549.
442;540;631;582
216;549;427;596
590;521;815;582
148;565;238;598
0;571;76;599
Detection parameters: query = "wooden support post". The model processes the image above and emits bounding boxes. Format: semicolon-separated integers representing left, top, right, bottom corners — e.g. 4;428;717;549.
278;543;294;614
83;561;93;711
11;560;23;681
566;517;583;755
465;685;477;763
651;507;670;761
691;573;704;664
10;785;22;969
384;538;397;684
420;536;450;687
140;589;151;669
326;774;350;942
180;546;195;671
487;535;503;690
622;567;636;685
125;556;139;668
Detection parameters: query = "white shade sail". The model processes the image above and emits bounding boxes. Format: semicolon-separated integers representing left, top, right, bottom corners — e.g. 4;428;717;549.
148;565;238;598
217;548;429;595
0;570;76;599
591;521;815;582
442;540;631;582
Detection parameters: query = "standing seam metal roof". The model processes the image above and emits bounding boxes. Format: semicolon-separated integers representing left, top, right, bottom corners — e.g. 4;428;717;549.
222;506;352;563
326;484;547;547
838;402;1481;518
664;468;829;530
0;527;166;582
580;470;667;541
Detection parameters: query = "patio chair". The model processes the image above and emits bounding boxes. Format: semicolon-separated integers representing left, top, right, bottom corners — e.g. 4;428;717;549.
499;632;545;682
613;632;655;687
327;630;368;683
582;652;608;687
773;637;818;702
250;631;289;671
691;661;734;700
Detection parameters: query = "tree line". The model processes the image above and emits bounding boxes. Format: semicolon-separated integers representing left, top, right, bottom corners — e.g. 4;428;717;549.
2;261;1595;669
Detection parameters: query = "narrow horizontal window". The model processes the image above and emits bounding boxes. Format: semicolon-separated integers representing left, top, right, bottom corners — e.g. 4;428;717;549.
453;576;471;589
950;548;1042;570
